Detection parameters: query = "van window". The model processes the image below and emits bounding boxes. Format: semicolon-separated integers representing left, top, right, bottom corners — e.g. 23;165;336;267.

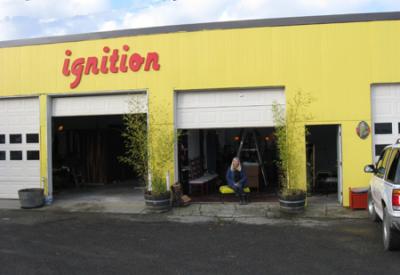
386;149;400;183
376;148;392;178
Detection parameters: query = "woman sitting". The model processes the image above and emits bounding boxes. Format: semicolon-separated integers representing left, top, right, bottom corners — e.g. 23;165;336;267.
226;157;248;205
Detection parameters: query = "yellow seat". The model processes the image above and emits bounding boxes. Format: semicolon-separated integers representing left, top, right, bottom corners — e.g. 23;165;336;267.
219;185;251;194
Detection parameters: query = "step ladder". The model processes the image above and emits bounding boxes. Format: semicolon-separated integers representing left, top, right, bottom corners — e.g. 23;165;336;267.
236;129;268;187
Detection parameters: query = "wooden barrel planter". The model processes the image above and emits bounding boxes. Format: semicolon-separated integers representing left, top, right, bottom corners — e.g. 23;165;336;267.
279;189;306;213
144;192;171;213
18;188;45;209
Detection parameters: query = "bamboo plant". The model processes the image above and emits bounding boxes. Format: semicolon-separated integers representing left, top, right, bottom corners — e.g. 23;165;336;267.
119;95;178;196
272;91;313;196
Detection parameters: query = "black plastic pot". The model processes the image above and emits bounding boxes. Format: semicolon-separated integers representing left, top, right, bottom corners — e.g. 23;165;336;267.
18;188;45;209
144;192;171;213
279;189;306;213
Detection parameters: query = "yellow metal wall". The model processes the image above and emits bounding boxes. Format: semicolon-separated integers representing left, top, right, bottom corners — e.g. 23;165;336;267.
1;20;400;206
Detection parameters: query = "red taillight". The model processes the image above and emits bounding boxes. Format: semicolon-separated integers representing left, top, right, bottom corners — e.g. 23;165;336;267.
392;189;400;210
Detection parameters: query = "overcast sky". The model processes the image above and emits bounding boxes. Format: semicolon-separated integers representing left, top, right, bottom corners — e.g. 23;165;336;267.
0;0;399;41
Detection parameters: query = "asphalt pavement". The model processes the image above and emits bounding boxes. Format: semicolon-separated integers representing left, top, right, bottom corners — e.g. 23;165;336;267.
0;209;399;275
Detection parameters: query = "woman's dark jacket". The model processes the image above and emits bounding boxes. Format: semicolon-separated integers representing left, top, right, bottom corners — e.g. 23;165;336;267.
226;167;248;187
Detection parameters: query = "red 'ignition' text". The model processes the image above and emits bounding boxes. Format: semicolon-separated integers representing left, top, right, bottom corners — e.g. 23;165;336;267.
62;45;161;89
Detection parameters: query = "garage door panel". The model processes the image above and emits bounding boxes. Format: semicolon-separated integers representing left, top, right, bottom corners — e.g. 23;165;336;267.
0;182;40;199
374;136;397;144
3;116;39;129
198;111;217;124
0;177;40;183
0;161;40;168
0;97;40;198
177;94;194;108
198;93;217;106
177;110;196;125
374;101;392;116
242;109;262;122
1;116;39;126
52;93;146;117
221;111;239;123
0;178;39;183
0;183;39;189
177;89;285;111
176;89;284;129
0;194;19;199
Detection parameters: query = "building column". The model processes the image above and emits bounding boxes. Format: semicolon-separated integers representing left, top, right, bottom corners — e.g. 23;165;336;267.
39;95;52;200
341;121;372;207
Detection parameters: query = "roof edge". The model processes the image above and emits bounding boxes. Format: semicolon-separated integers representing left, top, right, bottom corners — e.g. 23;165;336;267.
1;11;400;48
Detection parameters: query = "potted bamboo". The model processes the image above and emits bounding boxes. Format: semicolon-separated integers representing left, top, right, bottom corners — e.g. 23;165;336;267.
120;96;178;213
143;120;178;212
272;91;313;213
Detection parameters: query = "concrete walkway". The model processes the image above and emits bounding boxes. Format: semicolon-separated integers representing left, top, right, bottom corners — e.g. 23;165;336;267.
167;195;368;223
0;193;368;224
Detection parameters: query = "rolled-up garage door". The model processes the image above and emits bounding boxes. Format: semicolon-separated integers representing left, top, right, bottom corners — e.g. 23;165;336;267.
175;88;285;129
52;93;147;117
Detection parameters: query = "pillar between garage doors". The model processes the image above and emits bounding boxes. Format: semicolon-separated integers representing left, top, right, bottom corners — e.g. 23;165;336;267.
39;95;52;199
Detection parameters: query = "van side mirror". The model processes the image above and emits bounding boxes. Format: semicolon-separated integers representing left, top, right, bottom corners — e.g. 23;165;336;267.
364;164;376;173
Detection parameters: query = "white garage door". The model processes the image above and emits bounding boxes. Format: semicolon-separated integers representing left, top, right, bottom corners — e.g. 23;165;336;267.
0;97;40;199
176;88;285;129
52;93;147;117
371;84;400;158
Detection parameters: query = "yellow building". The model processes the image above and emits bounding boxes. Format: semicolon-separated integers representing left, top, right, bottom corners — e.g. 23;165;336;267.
1;12;399;207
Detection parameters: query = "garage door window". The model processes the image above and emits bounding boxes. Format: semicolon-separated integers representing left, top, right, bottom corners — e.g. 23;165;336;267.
10;151;22;160
374;123;392;134
26;134;39;143
10;134;22;144
27;151;39;160
0;151;5;160
0;135;4;144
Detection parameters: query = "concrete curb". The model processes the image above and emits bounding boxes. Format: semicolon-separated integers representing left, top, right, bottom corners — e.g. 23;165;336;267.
0;199;369;224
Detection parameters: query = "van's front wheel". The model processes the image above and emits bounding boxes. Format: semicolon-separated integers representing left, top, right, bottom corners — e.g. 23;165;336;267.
368;188;379;222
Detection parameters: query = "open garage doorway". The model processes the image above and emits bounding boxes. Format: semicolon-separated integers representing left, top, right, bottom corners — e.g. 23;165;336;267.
174;88;285;202
48;93;147;207
306;125;343;203
52;115;139;195
177;127;280;202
